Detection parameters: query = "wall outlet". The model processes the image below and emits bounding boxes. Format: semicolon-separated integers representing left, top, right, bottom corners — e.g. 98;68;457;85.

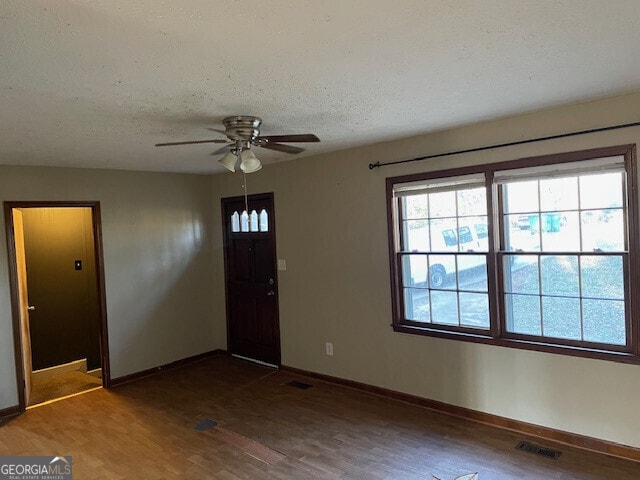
325;342;333;356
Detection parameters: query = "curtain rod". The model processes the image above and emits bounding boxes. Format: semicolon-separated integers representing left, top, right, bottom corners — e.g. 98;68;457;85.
368;120;640;170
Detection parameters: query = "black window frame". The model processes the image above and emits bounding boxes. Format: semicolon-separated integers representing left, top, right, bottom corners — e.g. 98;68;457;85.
386;145;640;364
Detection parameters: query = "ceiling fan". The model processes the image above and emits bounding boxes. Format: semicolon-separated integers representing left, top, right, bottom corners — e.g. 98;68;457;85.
155;115;320;173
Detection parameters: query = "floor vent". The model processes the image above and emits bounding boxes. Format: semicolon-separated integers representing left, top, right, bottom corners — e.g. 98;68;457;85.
515;440;562;459
286;380;313;390
194;418;218;431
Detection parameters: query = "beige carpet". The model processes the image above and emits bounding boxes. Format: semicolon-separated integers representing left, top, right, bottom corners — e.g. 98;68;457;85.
30;370;102;405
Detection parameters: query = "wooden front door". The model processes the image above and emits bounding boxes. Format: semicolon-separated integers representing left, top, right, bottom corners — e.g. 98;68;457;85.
222;193;280;366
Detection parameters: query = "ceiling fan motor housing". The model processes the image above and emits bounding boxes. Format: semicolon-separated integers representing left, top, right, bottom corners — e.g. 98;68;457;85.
155;115;318;155
223;116;262;142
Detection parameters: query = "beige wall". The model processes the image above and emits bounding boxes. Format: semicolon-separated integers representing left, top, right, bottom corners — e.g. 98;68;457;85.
0;167;221;409
1;91;639;450
211;91;640;449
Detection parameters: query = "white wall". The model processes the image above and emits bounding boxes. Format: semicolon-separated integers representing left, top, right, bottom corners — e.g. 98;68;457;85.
0;166;222;409
211;91;640;449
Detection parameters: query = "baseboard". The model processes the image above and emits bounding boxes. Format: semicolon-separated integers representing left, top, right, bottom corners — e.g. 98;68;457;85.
0;405;20;423
32;358;87;382
110;349;226;387
280;365;640;463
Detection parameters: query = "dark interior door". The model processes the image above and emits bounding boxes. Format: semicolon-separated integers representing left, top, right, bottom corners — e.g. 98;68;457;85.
22;207;101;371
222;193;280;365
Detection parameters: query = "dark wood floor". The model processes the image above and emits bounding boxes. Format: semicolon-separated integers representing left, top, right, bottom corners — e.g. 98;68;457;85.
0;356;638;479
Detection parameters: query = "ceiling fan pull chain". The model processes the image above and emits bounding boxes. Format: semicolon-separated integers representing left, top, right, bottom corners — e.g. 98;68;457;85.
243;171;249;216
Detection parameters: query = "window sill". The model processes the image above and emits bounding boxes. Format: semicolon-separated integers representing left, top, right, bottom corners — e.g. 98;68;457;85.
392;323;640;365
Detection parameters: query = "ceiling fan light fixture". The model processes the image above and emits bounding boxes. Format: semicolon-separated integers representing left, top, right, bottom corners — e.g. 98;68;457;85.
155;115;320;173
239;149;262;173
218;151;238;172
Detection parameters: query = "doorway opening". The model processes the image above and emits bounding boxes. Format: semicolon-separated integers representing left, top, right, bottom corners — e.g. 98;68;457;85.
5;202;110;410
221;193;281;367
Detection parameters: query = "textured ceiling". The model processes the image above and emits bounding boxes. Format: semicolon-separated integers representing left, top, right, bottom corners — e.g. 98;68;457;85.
1;1;640;174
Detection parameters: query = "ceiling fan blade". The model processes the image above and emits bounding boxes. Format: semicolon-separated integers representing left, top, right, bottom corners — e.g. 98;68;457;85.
207;128;228;135
155;139;228;147
258;142;305;154
258;134;320;143
209;145;231;155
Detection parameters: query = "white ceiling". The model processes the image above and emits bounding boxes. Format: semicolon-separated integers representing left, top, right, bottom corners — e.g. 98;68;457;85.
1;1;640;174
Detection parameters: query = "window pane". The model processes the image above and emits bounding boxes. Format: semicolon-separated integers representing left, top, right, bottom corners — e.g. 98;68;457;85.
504;180;539;214
503;255;539;295
540;176;578;211
404;288;430;322
231;211;240;232
403;194;429;219
505;214;540;252
457;187;486;216
431;290;459;326
583;299;626;345
541;212;564;233
580;172;623;209
541;212;579;252
249;210;259;232
403;220;430;251
542;296;581;340
430;218;458;251
402;255;428;287
458;216;489;252
540;256;579;297
581;255;624;300
473;221;488;240
459;292;489;329
429;191;457;218
240;211;249;232
581;209;624;251
441;229;458;248
505;293;541;335
457;255;487;292
428;254;456;290
259;209;269;231
458;225;473;244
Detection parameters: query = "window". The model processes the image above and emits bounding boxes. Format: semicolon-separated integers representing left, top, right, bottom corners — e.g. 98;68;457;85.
387;145;639;361
230;209;269;233
398;174;489;330
500;166;626;345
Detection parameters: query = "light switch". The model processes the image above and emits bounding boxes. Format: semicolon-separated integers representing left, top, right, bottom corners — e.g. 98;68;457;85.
277;259;287;271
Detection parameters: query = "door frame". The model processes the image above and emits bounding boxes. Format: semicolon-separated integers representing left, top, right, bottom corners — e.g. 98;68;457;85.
221;192;281;365
4;201;111;411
